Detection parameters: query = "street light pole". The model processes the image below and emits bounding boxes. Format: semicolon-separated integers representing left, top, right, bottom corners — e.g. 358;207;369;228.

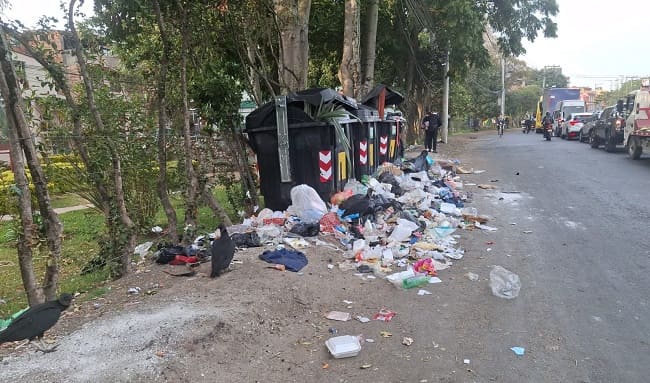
442;49;450;143
500;56;506;118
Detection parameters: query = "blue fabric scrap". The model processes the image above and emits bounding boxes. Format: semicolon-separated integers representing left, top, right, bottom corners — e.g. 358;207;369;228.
259;248;308;272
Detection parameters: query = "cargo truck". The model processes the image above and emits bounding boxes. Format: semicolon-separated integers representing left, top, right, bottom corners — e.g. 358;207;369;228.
535;88;581;133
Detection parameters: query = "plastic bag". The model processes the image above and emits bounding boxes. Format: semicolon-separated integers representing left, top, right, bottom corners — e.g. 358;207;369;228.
331;189;353;206
489;266;521;299
388;219;419;242
287;185;327;222
231;232;262;247
289;222;320;237
320;212;341;233
411;150;430;172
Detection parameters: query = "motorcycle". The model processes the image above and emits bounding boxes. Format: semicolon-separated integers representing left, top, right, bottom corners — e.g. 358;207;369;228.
543;122;552;141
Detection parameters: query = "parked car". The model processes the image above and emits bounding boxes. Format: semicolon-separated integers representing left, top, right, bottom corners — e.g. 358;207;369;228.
579;111;601;142
590;105;626;152
560;112;593;140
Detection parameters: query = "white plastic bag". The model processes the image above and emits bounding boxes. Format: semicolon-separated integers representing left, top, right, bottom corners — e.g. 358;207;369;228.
287;184;327;222
489;266;521;299
388;219;419;242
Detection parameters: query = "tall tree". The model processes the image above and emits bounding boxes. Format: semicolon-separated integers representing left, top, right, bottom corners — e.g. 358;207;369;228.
274;0;311;93
339;0;360;97
359;0;379;97
0;25;63;304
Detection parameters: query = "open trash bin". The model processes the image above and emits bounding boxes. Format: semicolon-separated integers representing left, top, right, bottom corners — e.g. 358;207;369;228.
361;84;405;164
245;88;357;211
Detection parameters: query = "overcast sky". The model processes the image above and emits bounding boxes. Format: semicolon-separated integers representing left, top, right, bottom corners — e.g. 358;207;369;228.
3;0;93;28
521;0;650;90
5;0;648;91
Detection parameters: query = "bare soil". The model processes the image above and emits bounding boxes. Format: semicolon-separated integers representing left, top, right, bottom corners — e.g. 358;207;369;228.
0;130;515;383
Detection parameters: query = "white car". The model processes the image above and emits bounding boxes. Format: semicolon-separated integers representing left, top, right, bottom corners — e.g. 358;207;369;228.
561;112;594;140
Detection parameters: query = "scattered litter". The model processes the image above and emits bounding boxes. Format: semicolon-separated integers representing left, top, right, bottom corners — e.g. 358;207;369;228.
465;272;479;281
328;327;338;334
151;226;163;234
523;230;533;234
327;264;334;270
342;300;354;305
380;331;392;338
365;338;375;343
511;346;525;356
402;337;414;346
127;287;141;294
417;289;432;295
322;363;329;369
134;242;153;257
360;364;373;369
477;184;496;190
473;170;486;174
326;311;352;322
475;222;498;231
283;237;311;249
489;266;521;299
402;276;430;289
325;335;361;358
428;277;442;284
356;316;370;323
373;309;397;322
463;359;470;364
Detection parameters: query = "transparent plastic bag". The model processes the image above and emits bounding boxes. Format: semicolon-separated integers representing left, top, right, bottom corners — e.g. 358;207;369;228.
287;184;327;222
489;266;521;299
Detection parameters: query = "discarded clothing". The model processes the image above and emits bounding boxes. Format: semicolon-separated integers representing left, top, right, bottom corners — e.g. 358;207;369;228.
259;248;308;272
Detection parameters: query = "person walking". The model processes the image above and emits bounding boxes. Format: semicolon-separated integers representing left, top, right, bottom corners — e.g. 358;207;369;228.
421;111;442;152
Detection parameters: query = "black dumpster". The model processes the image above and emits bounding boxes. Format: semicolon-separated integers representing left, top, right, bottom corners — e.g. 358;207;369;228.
349;105;381;177
245;89;357;211
361;84;405;164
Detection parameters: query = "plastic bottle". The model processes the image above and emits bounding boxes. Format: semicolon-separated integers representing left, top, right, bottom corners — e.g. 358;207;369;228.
402;276;430;289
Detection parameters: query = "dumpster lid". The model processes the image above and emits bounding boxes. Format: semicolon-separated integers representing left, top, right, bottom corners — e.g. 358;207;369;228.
290;88;358;109
245;88;359;132
361;84;404;107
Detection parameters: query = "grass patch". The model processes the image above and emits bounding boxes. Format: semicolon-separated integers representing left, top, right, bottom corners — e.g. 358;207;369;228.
1;186;242;318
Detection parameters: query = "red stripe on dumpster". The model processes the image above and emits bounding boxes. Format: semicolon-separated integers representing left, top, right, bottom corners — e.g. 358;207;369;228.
319;150;332;182
379;135;388;155
359;140;368;165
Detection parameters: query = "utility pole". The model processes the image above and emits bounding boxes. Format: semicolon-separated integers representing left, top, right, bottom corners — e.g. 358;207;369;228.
500;56;505;118
441;49;450;143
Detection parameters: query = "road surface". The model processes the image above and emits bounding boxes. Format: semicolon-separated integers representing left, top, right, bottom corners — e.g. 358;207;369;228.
454;130;650;382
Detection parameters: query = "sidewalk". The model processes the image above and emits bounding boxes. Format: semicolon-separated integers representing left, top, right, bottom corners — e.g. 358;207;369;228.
1;204;94;222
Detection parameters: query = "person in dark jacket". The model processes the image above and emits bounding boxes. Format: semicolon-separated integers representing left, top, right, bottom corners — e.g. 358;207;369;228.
421;111;442;152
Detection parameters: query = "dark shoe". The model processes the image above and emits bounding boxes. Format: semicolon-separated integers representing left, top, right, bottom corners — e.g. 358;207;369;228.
432;149;437;153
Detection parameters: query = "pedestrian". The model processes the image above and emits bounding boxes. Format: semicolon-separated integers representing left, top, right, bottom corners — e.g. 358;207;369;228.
421;111;442;152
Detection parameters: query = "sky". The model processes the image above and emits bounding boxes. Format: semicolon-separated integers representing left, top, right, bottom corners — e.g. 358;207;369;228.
3;0;94;29
521;0;650;90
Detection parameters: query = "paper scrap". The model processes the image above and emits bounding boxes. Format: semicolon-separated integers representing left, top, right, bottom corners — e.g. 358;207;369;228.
417;289;432;295
511;346;525;356
428;277;442;284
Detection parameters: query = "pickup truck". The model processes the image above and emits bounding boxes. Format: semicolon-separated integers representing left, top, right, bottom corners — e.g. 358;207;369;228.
589;106;626;152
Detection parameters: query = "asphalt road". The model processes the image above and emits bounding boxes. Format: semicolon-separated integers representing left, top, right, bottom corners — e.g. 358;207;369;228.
457;130;650;382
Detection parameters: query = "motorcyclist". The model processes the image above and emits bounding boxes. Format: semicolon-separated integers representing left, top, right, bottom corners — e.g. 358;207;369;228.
542;112;553;139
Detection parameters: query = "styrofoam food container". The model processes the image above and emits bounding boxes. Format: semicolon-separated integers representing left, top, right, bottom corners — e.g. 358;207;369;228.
325;335;361;358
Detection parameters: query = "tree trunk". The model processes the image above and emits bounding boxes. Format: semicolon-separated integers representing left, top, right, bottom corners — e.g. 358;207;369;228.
153;0;178;243
359;0;379;98
227;126;259;213
338;0;361;98
246;43;263;105
69;0;136;274
0;29;62;301
0;62;43;306
202;184;232;226
273;0;311;93
177;2;200;244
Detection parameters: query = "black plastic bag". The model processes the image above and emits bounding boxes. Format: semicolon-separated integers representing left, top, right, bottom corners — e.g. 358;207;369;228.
411;150;430;172
289;222;320;237
231;232;262;247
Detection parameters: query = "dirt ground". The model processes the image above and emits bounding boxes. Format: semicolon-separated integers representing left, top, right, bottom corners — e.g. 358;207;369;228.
0;130;517;383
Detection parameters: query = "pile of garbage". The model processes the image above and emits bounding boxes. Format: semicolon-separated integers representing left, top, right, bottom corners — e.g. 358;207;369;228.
222;150;497;285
